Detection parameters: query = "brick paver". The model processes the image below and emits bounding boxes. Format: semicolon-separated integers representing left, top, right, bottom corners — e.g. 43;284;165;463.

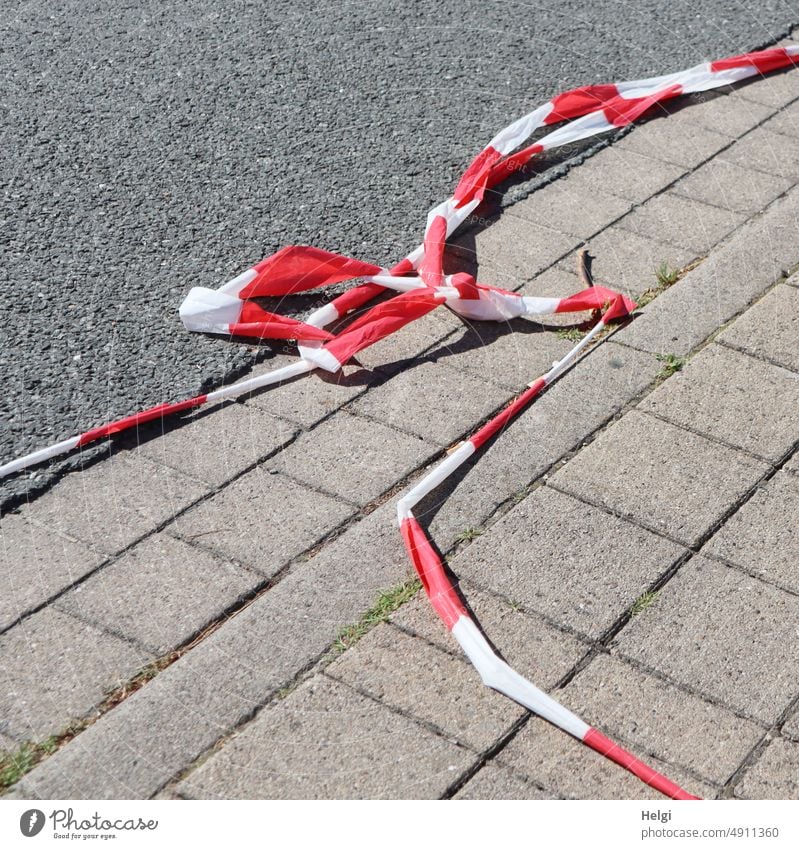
390;582;589;689
565;654;763;785
617;187;799;357
0;607;149;740
0;513;105;632
176;675;475;799
704;472;799;592
454;485;686;639
454;763;550;799
54;534;260;655
551;410;769;547
735;739;799;799
350;359;510;447
638;343;799;460
615;556;799;725
614;116;730;168
269;411;435;506
718;283;799;373
671;158;792;215
20;454;209;556
616;191;744;254
171;468;356;576
135;401;298;488
327;623;522;751
497;717;711;799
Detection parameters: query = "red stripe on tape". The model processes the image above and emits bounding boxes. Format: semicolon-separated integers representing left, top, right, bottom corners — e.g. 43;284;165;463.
242;246;382;298
76;395;208;447
453;145;503;207
584;728;700;800
420;214;448;289
470;378;546;451
602;83;683;127
485;143;544;190
400;517;468;630
545;83;620;124
711;46;796;74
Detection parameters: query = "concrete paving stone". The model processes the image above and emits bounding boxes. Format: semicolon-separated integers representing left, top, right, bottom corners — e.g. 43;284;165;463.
704;472;799;592
786;450;799;475
349;359;510;448
497;717;711;800
663;91;773;139
425;312;573;392
55;534;259;656
508;180;633;240
638;344;799;461
0;513;106;632
733;66;799;108
0;607;150;740
566;654;763;785
718;283;799;373
172;467;355;577
552;410;769;547
416;342;662;550
562;146;685;204
391;581;589;691
327;623;523;752
616;192;744;254
557;227;695;298
269;411;435;506
14;501;412;799
454;762;552;799
762;99;799;137
0;786;29;800
176;675;475;799
614;555;799;725
670;158;792;216
133;401;298;489
617;189;799;357
717;127;799;179
20;454;209;557
244;353;376;427
614;116;731;168
450;214;579;281
1;731;18;753
453;485;685;640
735;738;799;799
783;710;799;742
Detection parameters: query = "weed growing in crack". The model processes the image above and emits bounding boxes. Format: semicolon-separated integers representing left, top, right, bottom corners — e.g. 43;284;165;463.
629;590;659;617
327;578;422;656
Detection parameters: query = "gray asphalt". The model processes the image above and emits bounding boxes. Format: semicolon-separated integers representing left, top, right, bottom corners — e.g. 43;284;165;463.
2;1;798;503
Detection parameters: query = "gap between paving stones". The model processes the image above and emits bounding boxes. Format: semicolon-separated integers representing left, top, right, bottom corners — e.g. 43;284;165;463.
7;78;799;797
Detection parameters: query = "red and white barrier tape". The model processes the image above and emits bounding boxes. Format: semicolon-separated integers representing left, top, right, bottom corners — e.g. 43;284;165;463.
397;306;697;800
4;43;797;799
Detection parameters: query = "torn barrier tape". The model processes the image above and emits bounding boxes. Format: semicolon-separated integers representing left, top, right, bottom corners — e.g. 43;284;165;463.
396;307;699;800
3;44;798;480
0;273;629;478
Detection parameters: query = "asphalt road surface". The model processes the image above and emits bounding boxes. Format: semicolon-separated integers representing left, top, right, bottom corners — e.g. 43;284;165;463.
2;0;798;500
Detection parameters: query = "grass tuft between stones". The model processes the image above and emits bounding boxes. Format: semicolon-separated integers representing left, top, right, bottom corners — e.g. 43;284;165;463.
654;352;686;383
629;590;659;618
328;578;422;656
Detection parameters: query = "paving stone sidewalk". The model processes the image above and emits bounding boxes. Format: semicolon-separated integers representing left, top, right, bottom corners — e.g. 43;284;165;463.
2;51;799;801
